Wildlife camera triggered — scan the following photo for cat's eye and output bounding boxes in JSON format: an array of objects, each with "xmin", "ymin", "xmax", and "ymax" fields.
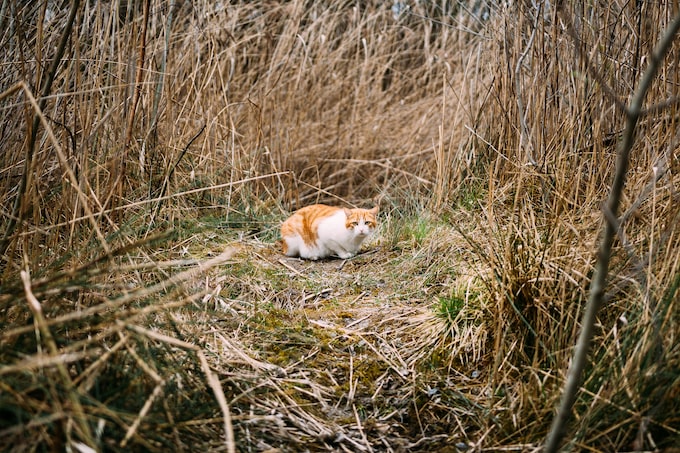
[{"xmin": 350, "ymin": 221, "xmax": 359, "ymax": 227}]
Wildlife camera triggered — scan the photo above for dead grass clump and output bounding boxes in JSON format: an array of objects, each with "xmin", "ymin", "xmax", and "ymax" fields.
[
  {"xmin": 464, "ymin": 1, "xmax": 680, "ymax": 448},
  {"xmin": 0, "ymin": 237, "xmax": 239, "ymax": 451}
]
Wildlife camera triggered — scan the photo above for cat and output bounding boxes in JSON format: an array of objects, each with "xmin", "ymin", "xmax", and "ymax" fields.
[{"xmin": 280, "ymin": 204, "xmax": 379, "ymax": 260}]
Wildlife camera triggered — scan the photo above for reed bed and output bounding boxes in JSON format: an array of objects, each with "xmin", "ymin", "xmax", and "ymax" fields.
[{"xmin": 1, "ymin": 0, "xmax": 679, "ymax": 451}]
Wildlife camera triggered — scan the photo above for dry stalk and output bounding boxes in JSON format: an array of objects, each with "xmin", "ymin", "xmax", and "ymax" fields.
[
  {"xmin": 116, "ymin": 0, "xmax": 150, "ymax": 204},
  {"xmin": 20, "ymin": 268, "xmax": 96, "ymax": 449},
  {"xmin": 121, "ymin": 381, "xmax": 165, "ymax": 447},
  {"xmin": 198, "ymin": 351, "xmax": 236, "ymax": 453},
  {"xmin": 514, "ymin": 1, "xmax": 541, "ymax": 166}
]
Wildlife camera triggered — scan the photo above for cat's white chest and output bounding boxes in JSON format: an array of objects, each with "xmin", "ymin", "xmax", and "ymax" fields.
[{"xmin": 316, "ymin": 210, "xmax": 352, "ymax": 242}]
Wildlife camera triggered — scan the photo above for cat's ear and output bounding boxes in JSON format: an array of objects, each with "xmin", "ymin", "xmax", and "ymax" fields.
[
  {"xmin": 368, "ymin": 206, "xmax": 379, "ymax": 215},
  {"xmin": 343, "ymin": 208, "xmax": 352, "ymax": 217}
]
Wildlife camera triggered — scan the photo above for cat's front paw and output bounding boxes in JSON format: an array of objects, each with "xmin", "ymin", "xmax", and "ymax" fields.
[{"xmin": 337, "ymin": 252, "xmax": 355, "ymax": 259}]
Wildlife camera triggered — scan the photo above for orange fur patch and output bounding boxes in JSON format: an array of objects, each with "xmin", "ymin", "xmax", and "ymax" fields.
[{"xmin": 280, "ymin": 204, "xmax": 341, "ymax": 249}]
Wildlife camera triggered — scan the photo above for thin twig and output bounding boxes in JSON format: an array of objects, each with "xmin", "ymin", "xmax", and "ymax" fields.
[
  {"xmin": 278, "ymin": 258, "xmax": 304, "ymax": 276},
  {"xmin": 147, "ymin": 124, "xmax": 206, "ymax": 231}
]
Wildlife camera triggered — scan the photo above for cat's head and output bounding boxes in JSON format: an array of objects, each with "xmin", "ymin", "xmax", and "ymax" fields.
[{"xmin": 343, "ymin": 206, "xmax": 379, "ymax": 237}]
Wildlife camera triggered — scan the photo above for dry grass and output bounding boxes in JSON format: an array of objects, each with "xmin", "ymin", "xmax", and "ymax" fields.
[{"xmin": 1, "ymin": 0, "xmax": 679, "ymax": 451}]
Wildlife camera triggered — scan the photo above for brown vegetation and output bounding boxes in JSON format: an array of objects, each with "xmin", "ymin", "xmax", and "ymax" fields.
[{"xmin": 1, "ymin": 1, "xmax": 679, "ymax": 451}]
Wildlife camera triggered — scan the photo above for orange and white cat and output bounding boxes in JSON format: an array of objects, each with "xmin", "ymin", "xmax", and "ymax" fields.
[{"xmin": 280, "ymin": 204, "xmax": 379, "ymax": 260}]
